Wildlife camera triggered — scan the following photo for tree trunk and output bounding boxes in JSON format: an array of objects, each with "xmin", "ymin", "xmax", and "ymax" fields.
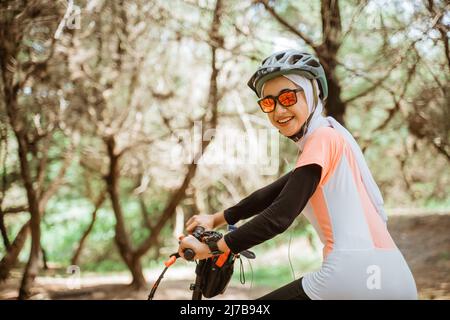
[
  {"xmin": 4, "ymin": 89, "xmax": 42, "ymax": 299},
  {"xmin": 128, "ymin": 256, "xmax": 146, "ymax": 289},
  {"xmin": 41, "ymin": 247, "xmax": 48, "ymax": 270},
  {"xmin": 15, "ymin": 131, "xmax": 42, "ymax": 299},
  {"xmin": 319, "ymin": 0, "xmax": 344, "ymax": 125},
  {"xmin": 105, "ymin": 136, "xmax": 144, "ymax": 287},
  {"xmin": 0, "ymin": 220, "xmax": 30, "ymax": 281},
  {"xmin": 325, "ymin": 73, "xmax": 345, "ymax": 125},
  {"xmin": 0, "ymin": 212, "xmax": 10, "ymax": 250},
  {"xmin": 18, "ymin": 236, "xmax": 40, "ymax": 299}
]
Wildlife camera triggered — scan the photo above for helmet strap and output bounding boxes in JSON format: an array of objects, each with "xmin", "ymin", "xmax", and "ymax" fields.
[{"xmin": 286, "ymin": 80, "xmax": 319, "ymax": 142}]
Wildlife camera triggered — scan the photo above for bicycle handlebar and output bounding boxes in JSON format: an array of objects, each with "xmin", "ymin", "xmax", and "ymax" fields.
[
  {"xmin": 183, "ymin": 248, "xmax": 195, "ymax": 261},
  {"xmin": 182, "ymin": 226, "xmax": 205, "ymax": 261}
]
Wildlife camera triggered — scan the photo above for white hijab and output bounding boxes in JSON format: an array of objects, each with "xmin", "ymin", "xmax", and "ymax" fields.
[{"xmin": 281, "ymin": 74, "xmax": 388, "ymax": 222}]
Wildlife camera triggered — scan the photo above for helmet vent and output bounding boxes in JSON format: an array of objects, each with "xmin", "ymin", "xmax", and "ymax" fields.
[
  {"xmin": 306, "ymin": 59, "xmax": 320, "ymax": 67},
  {"xmin": 291, "ymin": 54, "xmax": 303, "ymax": 64},
  {"xmin": 275, "ymin": 53, "xmax": 285, "ymax": 61}
]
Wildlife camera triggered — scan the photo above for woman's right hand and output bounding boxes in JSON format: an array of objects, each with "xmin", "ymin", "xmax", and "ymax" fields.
[{"xmin": 185, "ymin": 214, "xmax": 215, "ymax": 233}]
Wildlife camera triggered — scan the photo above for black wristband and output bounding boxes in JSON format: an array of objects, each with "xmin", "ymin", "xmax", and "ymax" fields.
[
  {"xmin": 206, "ymin": 240, "xmax": 222, "ymax": 255},
  {"xmin": 202, "ymin": 231, "xmax": 223, "ymax": 255}
]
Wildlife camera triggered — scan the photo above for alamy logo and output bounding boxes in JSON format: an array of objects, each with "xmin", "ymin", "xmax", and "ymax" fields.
[
  {"xmin": 366, "ymin": 265, "xmax": 381, "ymax": 290},
  {"xmin": 168, "ymin": 121, "xmax": 279, "ymax": 175}
]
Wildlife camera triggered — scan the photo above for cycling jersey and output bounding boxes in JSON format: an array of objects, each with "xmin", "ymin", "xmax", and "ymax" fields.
[
  {"xmin": 223, "ymin": 126, "xmax": 417, "ymax": 300},
  {"xmin": 295, "ymin": 126, "xmax": 417, "ymax": 299}
]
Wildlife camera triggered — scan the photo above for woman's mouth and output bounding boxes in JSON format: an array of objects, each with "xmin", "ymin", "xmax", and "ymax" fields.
[{"xmin": 276, "ymin": 116, "xmax": 295, "ymax": 126}]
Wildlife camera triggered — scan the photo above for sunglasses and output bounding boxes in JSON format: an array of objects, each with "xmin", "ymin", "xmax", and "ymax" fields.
[{"xmin": 257, "ymin": 88, "xmax": 304, "ymax": 113}]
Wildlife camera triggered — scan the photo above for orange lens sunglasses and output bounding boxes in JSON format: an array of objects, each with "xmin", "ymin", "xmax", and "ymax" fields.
[{"xmin": 257, "ymin": 88, "xmax": 304, "ymax": 113}]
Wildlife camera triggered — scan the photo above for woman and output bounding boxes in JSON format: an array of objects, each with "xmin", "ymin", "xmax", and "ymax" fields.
[{"xmin": 178, "ymin": 49, "xmax": 418, "ymax": 300}]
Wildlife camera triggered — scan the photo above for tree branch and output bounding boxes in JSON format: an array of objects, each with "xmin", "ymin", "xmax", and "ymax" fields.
[
  {"xmin": 38, "ymin": 147, "xmax": 74, "ymax": 213},
  {"xmin": 70, "ymin": 189, "xmax": 107, "ymax": 265},
  {"xmin": 257, "ymin": 0, "xmax": 318, "ymax": 52},
  {"xmin": 340, "ymin": 0, "xmax": 368, "ymax": 42},
  {"xmin": 372, "ymin": 53, "xmax": 418, "ymax": 133},
  {"xmin": 2, "ymin": 205, "xmax": 29, "ymax": 214},
  {"xmin": 341, "ymin": 40, "xmax": 415, "ymax": 104}
]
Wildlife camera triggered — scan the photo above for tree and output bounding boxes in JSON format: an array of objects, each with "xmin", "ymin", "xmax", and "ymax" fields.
[{"xmin": 0, "ymin": 1, "xmax": 75, "ymax": 298}]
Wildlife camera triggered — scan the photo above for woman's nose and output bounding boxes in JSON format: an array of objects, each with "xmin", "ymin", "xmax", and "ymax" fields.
[{"xmin": 274, "ymin": 102, "xmax": 289, "ymax": 115}]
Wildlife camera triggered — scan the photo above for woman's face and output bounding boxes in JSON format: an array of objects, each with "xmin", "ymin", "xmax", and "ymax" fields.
[{"xmin": 262, "ymin": 76, "xmax": 309, "ymax": 137}]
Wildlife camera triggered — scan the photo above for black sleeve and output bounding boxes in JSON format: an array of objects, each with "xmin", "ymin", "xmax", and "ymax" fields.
[
  {"xmin": 224, "ymin": 164, "xmax": 322, "ymax": 254},
  {"xmin": 223, "ymin": 171, "xmax": 292, "ymax": 225}
]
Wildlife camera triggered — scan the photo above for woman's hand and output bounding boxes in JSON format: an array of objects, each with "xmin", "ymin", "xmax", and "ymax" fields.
[
  {"xmin": 178, "ymin": 235, "xmax": 212, "ymax": 261},
  {"xmin": 185, "ymin": 214, "xmax": 215, "ymax": 233}
]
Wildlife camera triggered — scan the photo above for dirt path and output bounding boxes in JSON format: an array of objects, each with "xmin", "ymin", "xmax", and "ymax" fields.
[
  {"xmin": 0, "ymin": 275, "xmax": 269, "ymax": 300},
  {"xmin": 0, "ymin": 213, "xmax": 448, "ymax": 300},
  {"xmin": 388, "ymin": 214, "xmax": 450, "ymax": 299}
]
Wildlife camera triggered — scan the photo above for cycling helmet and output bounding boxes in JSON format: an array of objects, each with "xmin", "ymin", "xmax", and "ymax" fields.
[{"xmin": 247, "ymin": 49, "xmax": 328, "ymax": 100}]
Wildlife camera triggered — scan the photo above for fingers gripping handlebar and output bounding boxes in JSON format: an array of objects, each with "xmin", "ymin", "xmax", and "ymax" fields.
[{"xmin": 181, "ymin": 226, "xmax": 205, "ymax": 261}]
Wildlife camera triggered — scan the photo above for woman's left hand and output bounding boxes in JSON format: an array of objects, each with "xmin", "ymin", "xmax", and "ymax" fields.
[{"xmin": 178, "ymin": 235, "xmax": 212, "ymax": 261}]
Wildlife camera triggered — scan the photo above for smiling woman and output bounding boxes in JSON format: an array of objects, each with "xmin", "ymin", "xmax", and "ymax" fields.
[
  {"xmin": 179, "ymin": 49, "xmax": 418, "ymax": 300},
  {"xmin": 261, "ymin": 78, "xmax": 309, "ymax": 137}
]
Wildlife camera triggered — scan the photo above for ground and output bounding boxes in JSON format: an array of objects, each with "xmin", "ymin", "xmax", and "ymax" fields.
[
  {"xmin": 387, "ymin": 213, "xmax": 449, "ymax": 299},
  {"xmin": 0, "ymin": 213, "xmax": 449, "ymax": 300}
]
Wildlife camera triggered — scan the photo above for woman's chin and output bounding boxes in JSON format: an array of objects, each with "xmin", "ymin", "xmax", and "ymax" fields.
[
  {"xmin": 279, "ymin": 123, "xmax": 301, "ymax": 137},
  {"xmin": 271, "ymin": 117, "xmax": 303, "ymax": 137}
]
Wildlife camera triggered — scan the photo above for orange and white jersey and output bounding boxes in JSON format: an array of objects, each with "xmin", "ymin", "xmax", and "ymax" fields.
[{"xmin": 296, "ymin": 126, "xmax": 417, "ymax": 300}]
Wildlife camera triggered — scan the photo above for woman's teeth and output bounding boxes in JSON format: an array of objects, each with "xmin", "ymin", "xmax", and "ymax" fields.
[{"xmin": 277, "ymin": 116, "xmax": 294, "ymax": 124}]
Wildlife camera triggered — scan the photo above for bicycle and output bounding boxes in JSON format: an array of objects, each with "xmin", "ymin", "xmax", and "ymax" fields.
[{"xmin": 148, "ymin": 226, "xmax": 255, "ymax": 300}]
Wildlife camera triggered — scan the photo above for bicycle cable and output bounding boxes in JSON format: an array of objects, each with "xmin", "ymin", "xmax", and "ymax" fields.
[
  {"xmin": 288, "ymin": 226, "xmax": 295, "ymax": 280},
  {"xmin": 247, "ymin": 256, "xmax": 254, "ymax": 295},
  {"xmin": 288, "ymin": 218, "xmax": 303, "ymax": 281}
]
